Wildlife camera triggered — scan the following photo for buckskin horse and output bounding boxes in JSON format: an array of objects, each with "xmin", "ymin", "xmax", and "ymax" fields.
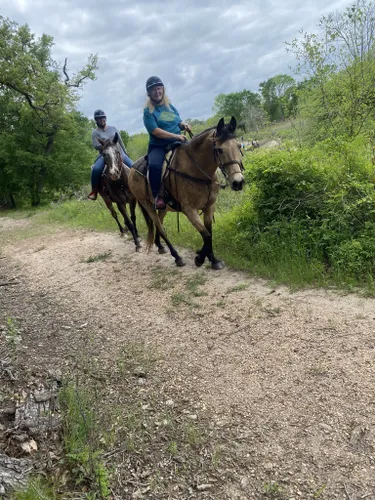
[
  {"xmin": 97, "ymin": 133, "xmax": 141, "ymax": 250},
  {"xmin": 128, "ymin": 116, "xmax": 245, "ymax": 269}
]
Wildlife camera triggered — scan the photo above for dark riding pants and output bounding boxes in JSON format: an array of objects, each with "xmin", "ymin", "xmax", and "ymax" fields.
[{"xmin": 147, "ymin": 145, "xmax": 166, "ymax": 199}]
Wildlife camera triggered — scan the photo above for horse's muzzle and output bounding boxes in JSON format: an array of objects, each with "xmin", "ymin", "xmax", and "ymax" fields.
[{"xmin": 231, "ymin": 178, "xmax": 244, "ymax": 191}]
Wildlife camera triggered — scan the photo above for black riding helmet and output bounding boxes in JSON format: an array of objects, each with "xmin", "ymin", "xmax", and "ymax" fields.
[
  {"xmin": 94, "ymin": 109, "xmax": 106, "ymax": 121},
  {"xmin": 146, "ymin": 76, "xmax": 164, "ymax": 92}
]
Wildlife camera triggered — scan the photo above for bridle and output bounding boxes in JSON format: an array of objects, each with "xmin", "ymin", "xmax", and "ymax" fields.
[
  {"xmin": 173, "ymin": 130, "xmax": 244, "ymax": 188},
  {"xmin": 212, "ymin": 131, "xmax": 245, "ymax": 180}
]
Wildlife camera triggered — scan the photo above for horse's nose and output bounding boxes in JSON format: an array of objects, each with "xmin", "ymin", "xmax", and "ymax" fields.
[{"xmin": 232, "ymin": 179, "xmax": 244, "ymax": 191}]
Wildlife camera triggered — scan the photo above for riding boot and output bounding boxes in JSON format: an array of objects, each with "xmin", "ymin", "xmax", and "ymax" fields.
[
  {"xmin": 155, "ymin": 182, "xmax": 166, "ymax": 210},
  {"xmin": 88, "ymin": 189, "xmax": 98, "ymax": 200}
]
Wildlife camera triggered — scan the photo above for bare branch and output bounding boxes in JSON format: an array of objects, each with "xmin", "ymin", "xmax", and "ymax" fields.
[
  {"xmin": 0, "ymin": 80, "xmax": 44, "ymax": 114},
  {"xmin": 63, "ymin": 57, "xmax": 69, "ymax": 84}
]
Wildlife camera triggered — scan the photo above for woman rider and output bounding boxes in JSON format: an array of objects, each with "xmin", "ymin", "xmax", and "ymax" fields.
[
  {"xmin": 88, "ymin": 109, "xmax": 133, "ymax": 200},
  {"xmin": 143, "ymin": 76, "xmax": 192, "ymax": 210}
]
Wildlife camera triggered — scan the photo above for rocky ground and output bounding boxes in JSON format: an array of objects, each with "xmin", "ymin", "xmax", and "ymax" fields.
[{"xmin": 1, "ymin": 216, "xmax": 375, "ymax": 499}]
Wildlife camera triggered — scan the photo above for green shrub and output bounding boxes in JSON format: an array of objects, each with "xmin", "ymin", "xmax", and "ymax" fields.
[{"xmin": 222, "ymin": 138, "xmax": 375, "ymax": 287}]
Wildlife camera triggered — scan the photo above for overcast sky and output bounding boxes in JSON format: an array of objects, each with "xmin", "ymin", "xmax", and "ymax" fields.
[{"xmin": 2, "ymin": 0, "xmax": 350, "ymax": 134}]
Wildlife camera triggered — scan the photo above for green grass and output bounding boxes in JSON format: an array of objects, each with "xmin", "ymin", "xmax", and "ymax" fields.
[
  {"xmin": 84, "ymin": 250, "xmax": 112, "ymax": 263},
  {"xmin": 11, "ymin": 477, "xmax": 56, "ymax": 500},
  {"xmin": 150, "ymin": 266, "xmax": 179, "ymax": 289},
  {"xmin": 226, "ymin": 283, "xmax": 249, "ymax": 294},
  {"xmin": 59, "ymin": 378, "xmax": 111, "ymax": 498}
]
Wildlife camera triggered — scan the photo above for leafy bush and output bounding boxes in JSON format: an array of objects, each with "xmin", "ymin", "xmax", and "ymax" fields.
[{"xmin": 220, "ymin": 138, "xmax": 375, "ymax": 288}]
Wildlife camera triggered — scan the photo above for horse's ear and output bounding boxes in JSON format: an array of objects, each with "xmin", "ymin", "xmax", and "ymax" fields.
[
  {"xmin": 98, "ymin": 138, "xmax": 105, "ymax": 146},
  {"xmin": 216, "ymin": 118, "xmax": 225, "ymax": 135},
  {"xmin": 113, "ymin": 132, "xmax": 119, "ymax": 144},
  {"xmin": 229, "ymin": 116, "xmax": 237, "ymax": 132}
]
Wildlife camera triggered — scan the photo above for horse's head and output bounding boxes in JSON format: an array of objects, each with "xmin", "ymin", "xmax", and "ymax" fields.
[
  {"xmin": 214, "ymin": 117, "xmax": 245, "ymax": 191},
  {"xmin": 98, "ymin": 133, "xmax": 122, "ymax": 181}
]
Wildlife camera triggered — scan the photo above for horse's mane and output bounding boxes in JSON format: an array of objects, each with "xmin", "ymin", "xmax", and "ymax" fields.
[{"xmin": 186, "ymin": 124, "xmax": 237, "ymax": 148}]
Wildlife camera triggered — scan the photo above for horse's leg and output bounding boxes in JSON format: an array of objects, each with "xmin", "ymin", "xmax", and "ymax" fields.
[
  {"xmin": 103, "ymin": 198, "xmax": 126, "ymax": 236},
  {"xmin": 203, "ymin": 205, "xmax": 224, "ymax": 270},
  {"xmin": 140, "ymin": 202, "xmax": 184, "ymax": 267},
  {"xmin": 116, "ymin": 202, "xmax": 141, "ymax": 251},
  {"xmin": 154, "ymin": 210, "xmax": 168, "ymax": 254},
  {"xmin": 183, "ymin": 206, "xmax": 224, "ymax": 270},
  {"xmin": 129, "ymin": 198, "xmax": 141, "ymax": 246}
]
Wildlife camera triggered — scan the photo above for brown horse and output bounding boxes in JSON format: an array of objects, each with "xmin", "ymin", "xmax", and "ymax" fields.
[
  {"xmin": 97, "ymin": 133, "xmax": 141, "ymax": 250},
  {"xmin": 128, "ymin": 116, "xmax": 245, "ymax": 269}
]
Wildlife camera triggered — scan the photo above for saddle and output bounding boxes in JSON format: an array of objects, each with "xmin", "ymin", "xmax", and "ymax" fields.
[{"xmin": 132, "ymin": 143, "xmax": 181, "ymax": 210}]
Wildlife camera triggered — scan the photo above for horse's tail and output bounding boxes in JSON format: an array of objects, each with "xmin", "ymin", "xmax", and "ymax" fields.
[{"xmin": 139, "ymin": 204, "xmax": 154, "ymax": 252}]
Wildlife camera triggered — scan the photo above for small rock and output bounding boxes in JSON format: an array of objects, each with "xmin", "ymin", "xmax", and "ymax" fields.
[
  {"xmin": 34, "ymin": 390, "xmax": 54, "ymax": 403},
  {"xmin": 188, "ymin": 414, "xmax": 197, "ymax": 420},
  {"xmin": 0, "ymin": 484, "xmax": 5, "ymax": 495},
  {"xmin": 19, "ymin": 420, "xmax": 34, "ymax": 431},
  {"xmin": 48, "ymin": 369, "xmax": 62, "ymax": 382},
  {"xmin": 20, "ymin": 439, "xmax": 38, "ymax": 454},
  {"xmin": 165, "ymin": 399, "xmax": 175, "ymax": 407},
  {"xmin": 241, "ymin": 476, "xmax": 249, "ymax": 489},
  {"xmin": 319, "ymin": 423, "xmax": 332, "ymax": 433},
  {"xmin": 14, "ymin": 434, "xmax": 29, "ymax": 443},
  {"xmin": 2, "ymin": 406, "xmax": 16, "ymax": 416},
  {"xmin": 196, "ymin": 484, "xmax": 212, "ymax": 491},
  {"xmin": 133, "ymin": 367, "xmax": 146, "ymax": 378}
]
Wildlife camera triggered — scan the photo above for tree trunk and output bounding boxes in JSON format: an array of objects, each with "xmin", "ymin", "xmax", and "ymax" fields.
[
  {"xmin": 9, "ymin": 193, "xmax": 16, "ymax": 209},
  {"xmin": 33, "ymin": 128, "xmax": 58, "ymax": 206}
]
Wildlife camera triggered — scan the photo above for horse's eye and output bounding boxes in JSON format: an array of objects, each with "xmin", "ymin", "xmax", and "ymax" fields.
[{"xmin": 217, "ymin": 147, "xmax": 223, "ymax": 154}]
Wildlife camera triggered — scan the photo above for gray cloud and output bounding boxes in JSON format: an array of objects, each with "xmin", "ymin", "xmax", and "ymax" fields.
[{"xmin": 2, "ymin": 0, "xmax": 351, "ymax": 133}]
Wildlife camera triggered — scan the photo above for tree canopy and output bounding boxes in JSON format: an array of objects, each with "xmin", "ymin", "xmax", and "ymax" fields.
[{"xmin": 0, "ymin": 16, "xmax": 98, "ymax": 207}]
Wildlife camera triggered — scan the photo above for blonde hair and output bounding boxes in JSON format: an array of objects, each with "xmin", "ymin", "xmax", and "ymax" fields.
[{"xmin": 145, "ymin": 88, "xmax": 171, "ymax": 113}]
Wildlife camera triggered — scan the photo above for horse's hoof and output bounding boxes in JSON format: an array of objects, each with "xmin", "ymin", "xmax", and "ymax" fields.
[
  {"xmin": 135, "ymin": 237, "xmax": 142, "ymax": 246},
  {"xmin": 194, "ymin": 255, "xmax": 204, "ymax": 267},
  {"xmin": 211, "ymin": 260, "xmax": 225, "ymax": 270},
  {"xmin": 176, "ymin": 258, "xmax": 185, "ymax": 267},
  {"xmin": 158, "ymin": 247, "xmax": 168, "ymax": 254}
]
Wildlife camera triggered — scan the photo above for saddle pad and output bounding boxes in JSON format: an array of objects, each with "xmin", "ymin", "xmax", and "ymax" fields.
[
  {"xmin": 133, "ymin": 151, "xmax": 174, "ymax": 179},
  {"xmin": 132, "ymin": 155, "xmax": 148, "ymax": 176}
]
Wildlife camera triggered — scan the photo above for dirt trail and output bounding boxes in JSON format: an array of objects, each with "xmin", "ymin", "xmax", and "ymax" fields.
[{"xmin": 1, "ymin": 219, "xmax": 375, "ymax": 499}]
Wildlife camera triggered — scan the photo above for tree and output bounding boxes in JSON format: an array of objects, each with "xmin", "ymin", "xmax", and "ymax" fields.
[
  {"xmin": 0, "ymin": 16, "xmax": 98, "ymax": 206},
  {"xmin": 119, "ymin": 130, "xmax": 130, "ymax": 148},
  {"xmin": 242, "ymin": 104, "xmax": 268, "ymax": 133},
  {"xmin": 259, "ymin": 74, "xmax": 296, "ymax": 121},
  {"xmin": 212, "ymin": 90, "xmax": 261, "ymax": 123},
  {"xmin": 287, "ymin": 0, "xmax": 375, "ymax": 140}
]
